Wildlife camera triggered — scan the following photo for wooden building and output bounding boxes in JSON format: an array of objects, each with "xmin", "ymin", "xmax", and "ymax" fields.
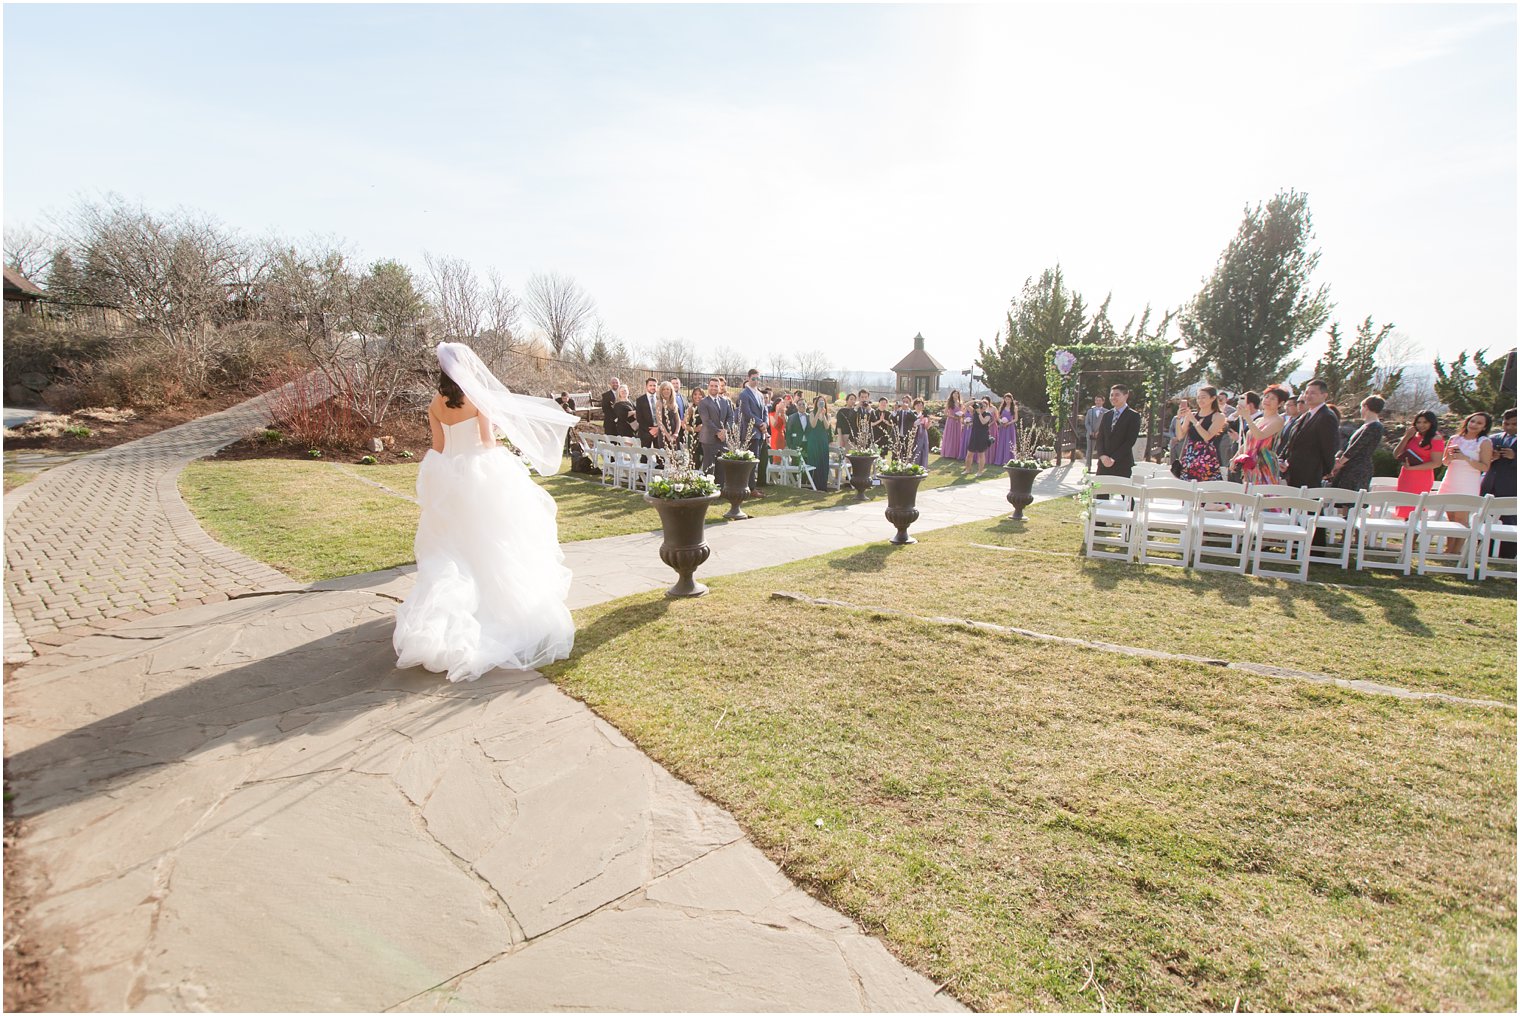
[
  {"xmin": 891, "ymin": 332, "xmax": 944, "ymax": 398},
  {"xmin": 3, "ymin": 268, "xmax": 45, "ymax": 314}
]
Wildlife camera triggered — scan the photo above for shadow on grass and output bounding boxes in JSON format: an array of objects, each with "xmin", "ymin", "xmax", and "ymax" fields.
[
  {"xmin": 826, "ymin": 544, "xmax": 902, "ymax": 574},
  {"xmin": 563, "ymin": 595, "xmax": 673, "ymax": 659}
]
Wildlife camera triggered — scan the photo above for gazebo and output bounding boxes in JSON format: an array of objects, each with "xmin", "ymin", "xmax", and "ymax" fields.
[{"xmin": 892, "ymin": 332, "xmax": 944, "ymax": 399}]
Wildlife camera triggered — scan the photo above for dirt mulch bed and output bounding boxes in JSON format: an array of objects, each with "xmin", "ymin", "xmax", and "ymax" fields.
[
  {"xmin": 206, "ymin": 409, "xmax": 436, "ymax": 465},
  {"xmin": 3, "ymin": 391, "xmax": 253, "ymax": 454}
]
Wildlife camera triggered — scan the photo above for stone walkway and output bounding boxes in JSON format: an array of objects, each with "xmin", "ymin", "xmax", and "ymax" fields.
[
  {"xmin": 3, "ymin": 392, "xmax": 297, "ymax": 664},
  {"xmin": 4, "ymin": 408, "xmax": 1080, "ymax": 1011}
]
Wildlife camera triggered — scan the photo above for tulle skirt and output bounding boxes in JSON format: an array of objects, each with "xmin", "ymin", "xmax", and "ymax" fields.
[{"xmin": 393, "ymin": 446, "xmax": 575, "ymax": 682}]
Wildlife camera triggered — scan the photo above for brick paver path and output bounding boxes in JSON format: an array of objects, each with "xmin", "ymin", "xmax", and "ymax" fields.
[{"xmin": 3, "ymin": 391, "xmax": 294, "ymax": 663}]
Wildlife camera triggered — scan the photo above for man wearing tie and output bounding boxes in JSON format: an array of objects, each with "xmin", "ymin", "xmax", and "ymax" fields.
[
  {"xmin": 634, "ymin": 377, "xmax": 661, "ymax": 449},
  {"xmin": 895, "ymin": 395, "xmax": 917, "ymax": 448},
  {"xmin": 1283, "ymin": 379, "xmax": 1340, "ymax": 489},
  {"xmin": 697, "ymin": 377, "xmax": 734, "ymax": 472},
  {"xmin": 670, "ymin": 378, "xmax": 687, "ymax": 420},
  {"xmin": 1095, "ymin": 384, "xmax": 1141, "ymax": 478},
  {"xmin": 739, "ymin": 369, "xmax": 769, "ymax": 496}
]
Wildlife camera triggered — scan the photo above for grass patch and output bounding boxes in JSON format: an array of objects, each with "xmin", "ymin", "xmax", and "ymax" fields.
[
  {"xmin": 180, "ymin": 460, "xmax": 419, "ymax": 582},
  {"xmin": 544, "ymin": 569, "xmax": 1517, "ymax": 1010},
  {"xmin": 177, "ymin": 455, "xmax": 1004, "ymax": 580},
  {"xmin": 761, "ymin": 497, "xmax": 1513, "ymax": 703}
]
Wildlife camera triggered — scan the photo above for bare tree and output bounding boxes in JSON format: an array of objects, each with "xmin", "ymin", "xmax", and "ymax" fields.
[
  {"xmin": 1377, "ymin": 329, "xmax": 1427, "ymax": 415},
  {"xmin": 767, "ymin": 352, "xmax": 792, "ymax": 379},
  {"xmin": 649, "ymin": 338, "xmax": 699, "ymax": 374},
  {"xmin": 422, "ymin": 251, "xmax": 483, "ymax": 342},
  {"xmin": 60, "ymin": 195, "xmax": 248, "ymax": 381},
  {"xmin": 264, "ymin": 240, "xmax": 430, "ymax": 432},
  {"xmin": 524, "ymin": 271, "xmax": 596, "ymax": 354},
  {"xmin": 710, "ymin": 345, "xmax": 746, "ymax": 379},
  {"xmin": 792, "ymin": 348, "xmax": 834, "ymax": 386},
  {"xmin": 4, "ymin": 226, "xmax": 55, "ymax": 282}
]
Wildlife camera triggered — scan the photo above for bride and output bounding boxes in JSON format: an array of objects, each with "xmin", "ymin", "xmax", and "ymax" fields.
[{"xmin": 392, "ymin": 342, "xmax": 578, "ymax": 682}]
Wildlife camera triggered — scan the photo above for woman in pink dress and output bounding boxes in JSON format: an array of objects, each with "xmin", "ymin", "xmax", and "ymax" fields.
[
  {"xmin": 1437, "ymin": 411, "xmax": 1494, "ymax": 553},
  {"xmin": 940, "ymin": 390, "xmax": 967, "ymax": 460},
  {"xmin": 1392, "ymin": 410, "xmax": 1444, "ymax": 519},
  {"xmin": 1233, "ymin": 386, "xmax": 1287, "ymax": 485},
  {"xmin": 991, "ymin": 393, "xmax": 1017, "ymax": 465}
]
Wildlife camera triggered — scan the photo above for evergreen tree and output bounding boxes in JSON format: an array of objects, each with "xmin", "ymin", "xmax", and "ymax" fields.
[
  {"xmin": 1179, "ymin": 189, "xmax": 1332, "ymax": 391},
  {"xmin": 974, "ymin": 265, "xmax": 1088, "ymax": 411},
  {"xmin": 44, "ymin": 247, "xmax": 85, "ymax": 304},
  {"xmin": 1314, "ymin": 317, "xmax": 1401, "ymax": 409},
  {"xmin": 1433, "ymin": 349, "xmax": 1508, "ymax": 417}
]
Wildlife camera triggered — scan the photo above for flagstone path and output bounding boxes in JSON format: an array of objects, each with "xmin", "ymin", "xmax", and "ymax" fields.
[{"xmin": 4, "ymin": 397, "xmax": 1081, "ymax": 1012}]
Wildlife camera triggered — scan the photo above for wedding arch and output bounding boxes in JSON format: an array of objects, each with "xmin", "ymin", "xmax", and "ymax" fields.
[{"xmin": 1045, "ymin": 342, "xmax": 1176, "ymax": 460}]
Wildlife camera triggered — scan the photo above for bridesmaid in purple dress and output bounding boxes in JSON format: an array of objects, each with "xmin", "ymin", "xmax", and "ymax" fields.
[
  {"xmin": 940, "ymin": 390, "xmax": 966, "ymax": 460},
  {"xmin": 991, "ymin": 393, "xmax": 1017, "ymax": 465}
]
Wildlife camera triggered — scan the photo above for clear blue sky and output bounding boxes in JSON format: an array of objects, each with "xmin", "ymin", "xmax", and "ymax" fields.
[{"xmin": 4, "ymin": 4, "xmax": 1515, "ymax": 376}]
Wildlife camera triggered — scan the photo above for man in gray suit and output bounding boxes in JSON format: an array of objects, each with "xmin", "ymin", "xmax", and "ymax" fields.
[
  {"xmin": 1083, "ymin": 395, "xmax": 1106, "ymax": 468},
  {"xmin": 697, "ymin": 377, "xmax": 735, "ymax": 471}
]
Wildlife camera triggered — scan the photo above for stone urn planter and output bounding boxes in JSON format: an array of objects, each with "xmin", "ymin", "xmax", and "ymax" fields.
[
  {"xmin": 881, "ymin": 472, "xmax": 926, "ymax": 545},
  {"xmin": 644, "ymin": 493, "xmax": 724, "ymax": 597},
  {"xmin": 846, "ymin": 453, "xmax": 878, "ymax": 501},
  {"xmin": 1005, "ymin": 464, "xmax": 1042, "ymax": 520},
  {"xmin": 716, "ymin": 458, "xmax": 757, "ymax": 521}
]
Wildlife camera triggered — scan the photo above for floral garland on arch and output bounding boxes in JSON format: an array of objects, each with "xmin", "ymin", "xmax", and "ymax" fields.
[{"xmin": 1044, "ymin": 341, "xmax": 1176, "ymax": 426}]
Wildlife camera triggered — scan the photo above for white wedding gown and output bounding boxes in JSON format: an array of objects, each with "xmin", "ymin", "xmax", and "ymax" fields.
[{"xmin": 392, "ymin": 416, "xmax": 575, "ymax": 682}]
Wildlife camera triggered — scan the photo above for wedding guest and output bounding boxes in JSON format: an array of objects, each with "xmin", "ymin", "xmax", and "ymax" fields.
[
  {"xmin": 1176, "ymin": 386, "xmax": 1226, "ymax": 481},
  {"xmin": 805, "ymin": 396, "xmax": 835, "ymax": 489},
  {"xmin": 1393, "ymin": 411, "xmax": 1445, "ymax": 519},
  {"xmin": 1438, "ymin": 411, "xmax": 1494, "ymax": 553},
  {"xmin": 697, "ymin": 377, "xmax": 734, "ymax": 471},
  {"xmin": 670, "ymin": 378, "xmax": 687, "ymax": 418},
  {"xmin": 1226, "ymin": 391, "xmax": 1263, "ymax": 482},
  {"xmin": 634, "ymin": 377, "xmax": 661, "ymax": 448},
  {"xmin": 599, "ymin": 376, "xmax": 620, "ymax": 425},
  {"xmin": 655, "ymin": 381, "xmax": 685, "ymax": 459},
  {"xmin": 768, "ymin": 398, "xmax": 787, "ymax": 455},
  {"xmin": 1164, "ymin": 398, "xmax": 1185, "ymax": 477},
  {"xmin": 941, "ymin": 390, "xmax": 967, "ymax": 461},
  {"xmin": 1084, "ymin": 395, "xmax": 1107, "ymax": 469},
  {"xmin": 992, "ymin": 393, "xmax": 1017, "ymax": 466},
  {"xmin": 911, "ymin": 397, "xmax": 935, "ymax": 467},
  {"xmin": 1234, "ymin": 385, "xmax": 1288, "ymax": 486},
  {"xmin": 739, "ymin": 370, "xmax": 769, "ymax": 495},
  {"xmin": 1097, "ymin": 384, "xmax": 1142, "ymax": 479},
  {"xmin": 965, "ymin": 398, "xmax": 994, "ymax": 475},
  {"xmin": 871, "ymin": 397, "xmax": 895, "ymax": 454},
  {"xmin": 1328, "ymin": 394, "xmax": 1384, "ymax": 491},
  {"xmin": 786, "ymin": 394, "xmax": 812, "ymax": 460},
  {"xmin": 1481, "ymin": 408, "xmax": 1517, "ymax": 557},
  {"xmin": 1275, "ymin": 392, "xmax": 1302, "ymax": 459},
  {"xmin": 608, "ymin": 385, "xmax": 636, "ymax": 437},
  {"xmin": 836, "ymin": 393, "xmax": 860, "ymax": 447},
  {"xmin": 1283, "ymin": 379, "xmax": 1339, "ymax": 489}
]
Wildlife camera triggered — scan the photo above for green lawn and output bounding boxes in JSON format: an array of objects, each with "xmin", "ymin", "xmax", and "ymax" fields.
[
  {"xmin": 542, "ymin": 501, "xmax": 1518, "ymax": 1011},
  {"xmin": 178, "ymin": 454, "xmax": 1005, "ymax": 581}
]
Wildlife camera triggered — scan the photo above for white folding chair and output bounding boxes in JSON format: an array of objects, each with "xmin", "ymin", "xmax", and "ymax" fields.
[
  {"xmin": 1411, "ymin": 494, "xmax": 1486, "ymax": 578},
  {"xmin": 1251, "ymin": 494, "xmax": 1323, "ymax": 582},
  {"xmin": 1354, "ymin": 491, "xmax": 1423, "ymax": 574},
  {"xmin": 1369, "ymin": 477, "xmax": 1398, "ymax": 492},
  {"xmin": 1138, "ymin": 489, "xmax": 1201, "ymax": 568},
  {"xmin": 1192, "ymin": 491, "xmax": 1259, "ymax": 575},
  {"xmin": 1130, "ymin": 462, "xmax": 1166, "ymax": 480},
  {"xmin": 1246, "ymin": 483, "xmax": 1308, "ymax": 499},
  {"xmin": 768, "ymin": 448, "xmax": 803, "ymax": 488},
  {"xmin": 1084, "ymin": 478, "xmax": 1143, "ymax": 562},
  {"xmin": 1195, "ymin": 480, "xmax": 1247, "ymax": 495},
  {"xmin": 1476, "ymin": 496, "xmax": 1518, "ymax": 581},
  {"xmin": 1306, "ymin": 488, "xmax": 1363, "ymax": 569}
]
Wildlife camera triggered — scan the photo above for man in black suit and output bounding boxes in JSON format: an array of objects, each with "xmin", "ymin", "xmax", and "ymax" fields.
[
  {"xmin": 1095, "ymin": 384, "xmax": 1141, "ymax": 477},
  {"xmin": 836, "ymin": 393, "xmax": 859, "ymax": 447},
  {"xmin": 599, "ymin": 376, "xmax": 619, "ymax": 428},
  {"xmin": 1283, "ymin": 378, "xmax": 1340, "ymax": 489},
  {"xmin": 634, "ymin": 377, "xmax": 661, "ymax": 449}
]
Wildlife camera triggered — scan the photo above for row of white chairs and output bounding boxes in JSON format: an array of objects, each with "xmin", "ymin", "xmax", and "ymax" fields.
[
  {"xmin": 584, "ymin": 435, "xmax": 838, "ymax": 492},
  {"xmin": 1085, "ymin": 476, "xmax": 1517, "ymax": 582}
]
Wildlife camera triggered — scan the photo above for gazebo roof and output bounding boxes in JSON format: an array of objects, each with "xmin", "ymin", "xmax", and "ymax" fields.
[
  {"xmin": 891, "ymin": 333, "xmax": 944, "ymax": 373},
  {"xmin": 4, "ymin": 267, "xmax": 44, "ymax": 299}
]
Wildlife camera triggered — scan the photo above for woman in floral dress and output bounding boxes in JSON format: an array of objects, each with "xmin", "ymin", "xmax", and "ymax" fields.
[{"xmin": 1232, "ymin": 385, "xmax": 1287, "ymax": 486}]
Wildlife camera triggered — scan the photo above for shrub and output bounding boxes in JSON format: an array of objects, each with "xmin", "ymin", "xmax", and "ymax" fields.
[
  {"xmin": 257, "ymin": 428, "xmax": 284, "ymax": 444},
  {"xmin": 399, "ymin": 450, "xmax": 415, "ymax": 459},
  {"xmin": 1372, "ymin": 446, "xmax": 1400, "ymax": 478},
  {"xmin": 62, "ymin": 424, "xmax": 92, "ymax": 439},
  {"xmin": 263, "ymin": 364, "xmax": 369, "ymax": 451},
  {"xmin": 308, "ymin": 448, "xmax": 323, "ymax": 459},
  {"xmin": 358, "ymin": 455, "xmax": 377, "ymax": 465}
]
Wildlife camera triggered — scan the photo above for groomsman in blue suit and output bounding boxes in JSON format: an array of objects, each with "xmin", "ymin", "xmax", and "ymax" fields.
[{"xmin": 739, "ymin": 369, "xmax": 769, "ymax": 496}]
